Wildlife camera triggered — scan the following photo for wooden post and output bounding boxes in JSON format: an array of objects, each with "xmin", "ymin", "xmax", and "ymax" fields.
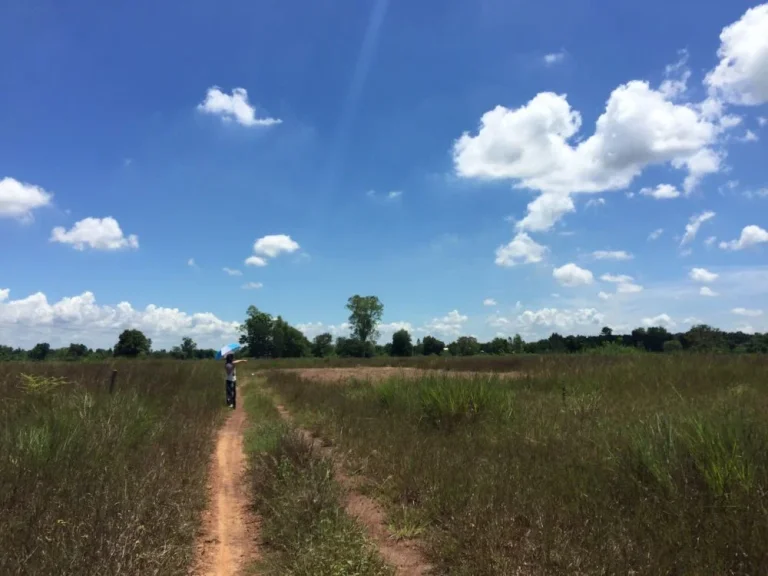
[{"xmin": 109, "ymin": 370, "xmax": 118, "ymax": 394}]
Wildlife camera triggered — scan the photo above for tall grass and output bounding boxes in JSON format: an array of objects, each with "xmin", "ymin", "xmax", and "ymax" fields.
[
  {"xmin": 266, "ymin": 355, "xmax": 768, "ymax": 575},
  {"xmin": 0, "ymin": 361, "xmax": 223, "ymax": 575}
]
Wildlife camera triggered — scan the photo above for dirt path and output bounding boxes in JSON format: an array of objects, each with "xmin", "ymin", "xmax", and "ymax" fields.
[
  {"xmin": 274, "ymin": 403, "xmax": 431, "ymax": 576},
  {"xmin": 190, "ymin": 402, "xmax": 260, "ymax": 576}
]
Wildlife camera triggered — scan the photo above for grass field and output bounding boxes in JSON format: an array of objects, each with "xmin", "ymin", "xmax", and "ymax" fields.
[
  {"xmin": 264, "ymin": 354, "xmax": 768, "ymax": 575},
  {"xmin": 0, "ymin": 361, "xmax": 223, "ymax": 576}
]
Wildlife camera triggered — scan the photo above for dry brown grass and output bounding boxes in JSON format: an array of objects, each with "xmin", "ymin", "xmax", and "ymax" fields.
[{"xmin": 278, "ymin": 367, "xmax": 521, "ymax": 384}]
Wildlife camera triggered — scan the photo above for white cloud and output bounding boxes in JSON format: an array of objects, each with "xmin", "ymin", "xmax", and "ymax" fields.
[
  {"xmin": 732, "ymin": 307, "xmax": 763, "ymax": 317},
  {"xmin": 242, "ymin": 282, "xmax": 263, "ymax": 290},
  {"xmin": 495, "ymin": 232, "xmax": 548, "ymax": 266},
  {"xmin": 681, "ymin": 211, "xmax": 715, "ymax": 245},
  {"xmin": 690, "ymin": 267, "xmax": 719, "ymax": 283},
  {"xmin": 0, "ymin": 289, "xmax": 9, "ymax": 302},
  {"xmin": 648, "ymin": 228, "xmax": 664, "ymax": 241},
  {"xmin": 640, "ymin": 184, "xmax": 681, "ymax": 199},
  {"xmin": 659, "ymin": 50, "xmax": 691, "ymax": 100},
  {"xmin": 553, "ymin": 263, "xmax": 594, "ymax": 287},
  {"xmin": 197, "ymin": 86, "xmax": 281, "ymax": 127},
  {"xmin": 244, "ymin": 255, "xmax": 267, "ymax": 267},
  {"xmin": 720, "ymin": 225, "xmax": 768, "ymax": 250},
  {"xmin": 601, "ymin": 273, "xmax": 634, "ymax": 283},
  {"xmin": 598, "ymin": 291, "xmax": 612, "ymax": 300},
  {"xmin": 367, "ymin": 189, "xmax": 404, "ymax": 202},
  {"xmin": 585, "ymin": 197, "xmax": 606, "ymax": 208},
  {"xmin": 759, "ymin": 116, "xmax": 767, "ymax": 126},
  {"xmin": 387, "ymin": 190, "xmax": 403, "ymax": 200},
  {"xmin": 50, "ymin": 217, "xmax": 139, "ymax": 251},
  {"xmin": 704, "ymin": 236, "xmax": 717, "ymax": 247},
  {"xmin": 744, "ymin": 188, "xmax": 768, "ymax": 199},
  {"xmin": 740, "ymin": 129, "xmax": 759, "ymax": 142},
  {"xmin": 592, "ymin": 250, "xmax": 633, "ymax": 261},
  {"xmin": 700, "ymin": 286, "xmax": 719, "ymax": 296},
  {"xmin": 642, "ymin": 314, "xmax": 676, "ymax": 328},
  {"xmin": 223, "ymin": 267, "xmax": 242, "ymax": 276},
  {"xmin": 0, "ymin": 289, "xmax": 239, "ymax": 348},
  {"xmin": 424, "ymin": 310, "xmax": 469, "ymax": 338},
  {"xmin": 543, "ymin": 51, "xmax": 566, "ymax": 65},
  {"xmin": 483, "ymin": 298, "xmax": 497, "ymax": 306},
  {"xmin": 517, "ymin": 307, "xmax": 604, "ymax": 331},
  {"xmin": 253, "ymin": 234, "xmax": 300, "ymax": 258},
  {"xmin": 616, "ymin": 282, "xmax": 643, "ymax": 294},
  {"xmin": 296, "ymin": 322, "xmax": 351, "ymax": 340},
  {"xmin": 0, "ymin": 177, "xmax": 53, "ymax": 221},
  {"xmin": 705, "ymin": 4, "xmax": 768, "ymax": 106},
  {"xmin": 453, "ymin": 77, "xmax": 723, "ymax": 231},
  {"xmin": 188, "ymin": 258, "xmax": 197, "ymax": 268},
  {"xmin": 516, "ymin": 193, "xmax": 575, "ymax": 232}
]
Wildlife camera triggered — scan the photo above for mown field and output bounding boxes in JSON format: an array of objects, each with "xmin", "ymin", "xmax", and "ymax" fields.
[
  {"xmin": 0, "ymin": 361, "xmax": 223, "ymax": 575},
  {"xmin": 264, "ymin": 354, "xmax": 768, "ymax": 575}
]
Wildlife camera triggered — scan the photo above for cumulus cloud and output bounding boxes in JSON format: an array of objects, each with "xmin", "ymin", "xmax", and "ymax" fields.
[
  {"xmin": 245, "ymin": 256, "xmax": 267, "ymax": 267},
  {"xmin": 732, "ymin": 307, "xmax": 763, "ymax": 317},
  {"xmin": 719, "ymin": 225, "xmax": 768, "ymax": 250},
  {"xmin": 642, "ymin": 314, "xmax": 676, "ymax": 328},
  {"xmin": 700, "ymin": 286, "xmax": 719, "ymax": 296},
  {"xmin": 601, "ymin": 273, "xmax": 634, "ymax": 283},
  {"xmin": 616, "ymin": 282, "xmax": 643, "ymax": 294},
  {"xmin": 689, "ymin": 267, "xmax": 719, "ymax": 282},
  {"xmin": 197, "ymin": 86, "xmax": 281, "ymax": 127},
  {"xmin": 0, "ymin": 289, "xmax": 239, "ymax": 348},
  {"xmin": 424, "ymin": 310, "xmax": 468, "ymax": 338},
  {"xmin": 640, "ymin": 184, "xmax": 681, "ymax": 199},
  {"xmin": 495, "ymin": 233, "xmax": 548, "ymax": 266},
  {"xmin": 598, "ymin": 291, "xmax": 612, "ymax": 300},
  {"xmin": 705, "ymin": 4, "xmax": 768, "ymax": 106},
  {"xmin": 553, "ymin": 263, "xmax": 594, "ymax": 287},
  {"xmin": 592, "ymin": 250, "xmax": 633, "ymax": 261},
  {"xmin": 50, "ymin": 217, "xmax": 139, "ymax": 251},
  {"xmin": 0, "ymin": 177, "xmax": 53, "ymax": 221},
  {"xmin": 517, "ymin": 307, "xmax": 604, "ymax": 331},
  {"xmin": 483, "ymin": 298, "xmax": 497, "ymax": 306},
  {"xmin": 453, "ymin": 78, "xmax": 723, "ymax": 231},
  {"xmin": 253, "ymin": 234, "xmax": 300, "ymax": 258},
  {"xmin": 681, "ymin": 211, "xmax": 716, "ymax": 245},
  {"xmin": 296, "ymin": 322, "xmax": 351, "ymax": 340}
]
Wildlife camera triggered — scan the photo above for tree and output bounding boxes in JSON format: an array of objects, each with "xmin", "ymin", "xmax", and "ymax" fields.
[
  {"xmin": 114, "ymin": 329, "xmax": 151, "ymax": 358},
  {"xmin": 66, "ymin": 343, "xmax": 89, "ymax": 359},
  {"xmin": 311, "ymin": 333, "xmax": 334, "ymax": 358},
  {"xmin": 601, "ymin": 326, "xmax": 613, "ymax": 338},
  {"xmin": 28, "ymin": 342, "xmax": 51, "ymax": 361},
  {"xmin": 486, "ymin": 337, "xmax": 510, "ymax": 355},
  {"xmin": 683, "ymin": 324, "xmax": 727, "ymax": 352},
  {"xmin": 391, "ymin": 329, "xmax": 413, "ymax": 357},
  {"xmin": 346, "ymin": 295, "xmax": 384, "ymax": 350},
  {"xmin": 511, "ymin": 334, "xmax": 524, "ymax": 353},
  {"xmin": 272, "ymin": 316, "xmax": 310, "ymax": 358},
  {"xmin": 663, "ymin": 339, "xmax": 683, "ymax": 353},
  {"xmin": 422, "ymin": 335, "xmax": 445, "ymax": 356},
  {"xmin": 239, "ymin": 306, "xmax": 274, "ymax": 358},
  {"xmin": 449, "ymin": 336, "xmax": 480, "ymax": 356},
  {"xmin": 180, "ymin": 337, "xmax": 197, "ymax": 359}
]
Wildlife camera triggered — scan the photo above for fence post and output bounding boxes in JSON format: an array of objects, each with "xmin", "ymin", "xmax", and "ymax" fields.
[{"xmin": 109, "ymin": 370, "xmax": 118, "ymax": 394}]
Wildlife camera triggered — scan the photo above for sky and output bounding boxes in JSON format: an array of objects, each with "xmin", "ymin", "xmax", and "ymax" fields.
[{"xmin": 1, "ymin": 0, "xmax": 768, "ymax": 349}]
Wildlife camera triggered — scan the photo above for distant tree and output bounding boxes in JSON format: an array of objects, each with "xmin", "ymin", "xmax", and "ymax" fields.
[
  {"xmin": 239, "ymin": 306, "xmax": 274, "ymax": 358},
  {"xmin": 272, "ymin": 316, "xmax": 311, "ymax": 358},
  {"xmin": 601, "ymin": 326, "xmax": 613, "ymax": 338},
  {"xmin": 28, "ymin": 342, "xmax": 52, "ymax": 361},
  {"xmin": 511, "ymin": 334, "xmax": 524, "ymax": 353},
  {"xmin": 180, "ymin": 337, "xmax": 197, "ymax": 359},
  {"xmin": 311, "ymin": 333, "xmax": 334, "ymax": 358},
  {"xmin": 114, "ymin": 329, "xmax": 152, "ymax": 358},
  {"xmin": 683, "ymin": 324, "xmax": 728, "ymax": 353},
  {"xmin": 486, "ymin": 337, "xmax": 510, "ymax": 355},
  {"xmin": 391, "ymin": 329, "xmax": 413, "ymax": 357},
  {"xmin": 346, "ymin": 295, "xmax": 384, "ymax": 352},
  {"xmin": 413, "ymin": 338, "xmax": 424, "ymax": 356},
  {"xmin": 663, "ymin": 339, "xmax": 683, "ymax": 353},
  {"xmin": 335, "ymin": 336, "xmax": 370, "ymax": 358},
  {"xmin": 449, "ymin": 336, "xmax": 481, "ymax": 356},
  {"xmin": 422, "ymin": 335, "xmax": 445, "ymax": 356},
  {"xmin": 66, "ymin": 343, "xmax": 89, "ymax": 359}
]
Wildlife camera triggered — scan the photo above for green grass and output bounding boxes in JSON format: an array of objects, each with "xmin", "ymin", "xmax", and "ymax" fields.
[
  {"xmin": 243, "ymin": 381, "xmax": 392, "ymax": 576},
  {"xmin": 265, "ymin": 354, "xmax": 768, "ymax": 575},
  {"xmin": 0, "ymin": 360, "xmax": 224, "ymax": 576}
]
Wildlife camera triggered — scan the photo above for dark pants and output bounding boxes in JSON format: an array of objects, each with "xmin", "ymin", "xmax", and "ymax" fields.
[{"xmin": 226, "ymin": 380, "xmax": 236, "ymax": 408}]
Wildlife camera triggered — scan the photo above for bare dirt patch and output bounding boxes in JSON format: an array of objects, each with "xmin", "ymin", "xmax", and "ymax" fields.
[
  {"xmin": 190, "ymin": 401, "xmax": 260, "ymax": 576},
  {"xmin": 281, "ymin": 367, "xmax": 520, "ymax": 384},
  {"xmin": 275, "ymin": 403, "xmax": 432, "ymax": 576}
]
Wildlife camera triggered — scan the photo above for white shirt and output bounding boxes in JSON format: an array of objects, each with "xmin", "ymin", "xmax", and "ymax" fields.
[{"xmin": 225, "ymin": 362, "xmax": 236, "ymax": 382}]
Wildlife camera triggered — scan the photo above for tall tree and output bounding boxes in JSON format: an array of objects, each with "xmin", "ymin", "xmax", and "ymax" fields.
[
  {"xmin": 272, "ymin": 316, "xmax": 311, "ymax": 358},
  {"xmin": 391, "ymin": 329, "xmax": 413, "ymax": 357},
  {"xmin": 180, "ymin": 336, "xmax": 197, "ymax": 359},
  {"xmin": 66, "ymin": 343, "xmax": 89, "ymax": 359},
  {"xmin": 28, "ymin": 342, "xmax": 51, "ymax": 361},
  {"xmin": 239, "ymin": 306, "xmax": 274, "ymax": 358},
  {"xmin": 346, "ymin": 295, "xmax": 384, "ymax": 349},
  {"xmin": 114, "ymin": 330, "xmax": 152, "ymax": 357}
]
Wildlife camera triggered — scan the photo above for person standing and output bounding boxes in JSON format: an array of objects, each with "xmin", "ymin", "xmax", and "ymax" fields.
[{"xmin": 225, "ymin": 353, "xmax": 247, "ymax": 409}]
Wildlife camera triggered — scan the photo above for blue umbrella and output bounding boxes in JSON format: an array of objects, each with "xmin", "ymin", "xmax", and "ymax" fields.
[{"xmin": 216, "ymin": 343, "xmax": 241, "ymax": 360}]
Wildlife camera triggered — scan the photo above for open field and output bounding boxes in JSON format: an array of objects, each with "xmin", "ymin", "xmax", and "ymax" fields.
[
  {"xmin": 264, "ymin": 355, "xmax": 768, "ymax": 575},
  {"xmin": 0, "ymin": 361, "xmax": 223, "ymax": 575}
]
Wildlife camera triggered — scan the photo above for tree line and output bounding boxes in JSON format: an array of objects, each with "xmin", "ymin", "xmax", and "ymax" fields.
[{"xmin": 3, "ymin": 295, "xmax": 768, "ymax": 361}]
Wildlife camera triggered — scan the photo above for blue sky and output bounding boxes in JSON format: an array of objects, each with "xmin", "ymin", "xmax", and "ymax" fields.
[{"xmin": 1, "ymin": 0, "xmax": 767, "ymax": 348}]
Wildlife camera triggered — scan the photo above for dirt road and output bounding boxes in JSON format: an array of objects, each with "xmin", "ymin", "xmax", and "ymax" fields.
[{"xmin": 191, "ymin": 402, "xmax": 259, "ymax": 576}]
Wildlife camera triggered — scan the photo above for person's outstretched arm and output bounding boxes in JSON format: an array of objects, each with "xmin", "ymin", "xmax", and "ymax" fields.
[{"xmin": 233, "ymin": 359, "xmax": 248, "ymax": 364}]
